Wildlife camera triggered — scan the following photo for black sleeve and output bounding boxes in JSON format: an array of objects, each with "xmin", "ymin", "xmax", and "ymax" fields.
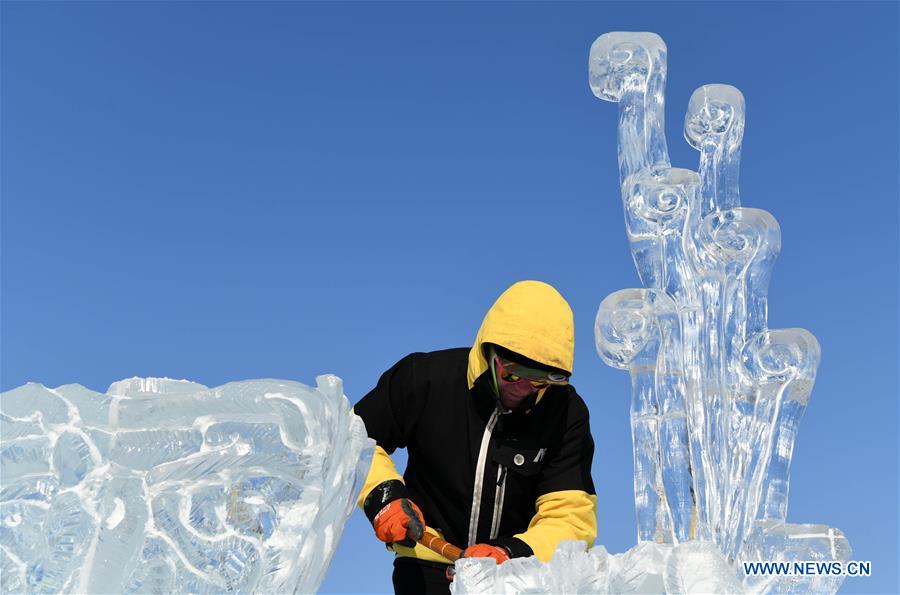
[
  {"xmin": 535, "ymin": 391, "xmax": 596, "ymax": 496},
  {"xmin": 353, "ymin": 353, "xmax": 425, "ymax": 454}
]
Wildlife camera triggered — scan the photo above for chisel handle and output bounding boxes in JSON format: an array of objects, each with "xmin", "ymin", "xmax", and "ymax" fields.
[
  {"xmin": 400, "ymin": 499, "xmax": 464, "ymax": 562},
  {"xmin": 419, "ymin": 531, "xmax": 464, "ymax": 562}
]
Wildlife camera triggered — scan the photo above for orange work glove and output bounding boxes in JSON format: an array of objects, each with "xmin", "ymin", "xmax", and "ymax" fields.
[
  {"xmin": 462, "ymin": 543, "xmax": 511, "ymax": 565},
  {"xmin": 373, "ymin": 498, "xmax": 425, "ymax": 547}
]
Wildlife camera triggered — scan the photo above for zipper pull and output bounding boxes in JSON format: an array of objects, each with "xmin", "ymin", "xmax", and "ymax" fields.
[{"xmin": 496, "ymin": 465, "xmax": 507, "ymax": 486}]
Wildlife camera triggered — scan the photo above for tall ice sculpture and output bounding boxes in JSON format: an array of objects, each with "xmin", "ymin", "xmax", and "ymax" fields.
[
  {"xmin": 592, "ymin": 32, "xmax": 851, "ymax": 592},
  {"xmin": 449, "ymin": 32, "xmax": 854, "ymax": 595}
]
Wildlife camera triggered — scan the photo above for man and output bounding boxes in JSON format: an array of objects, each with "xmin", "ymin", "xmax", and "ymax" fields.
[{"xmin": 354, "ymin": 280, "xmax": 597, "ymax": 594}]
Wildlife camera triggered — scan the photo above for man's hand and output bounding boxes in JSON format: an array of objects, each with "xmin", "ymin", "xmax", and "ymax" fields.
[
  {"xmin": 462, "ymin": 543, "xmax": 511, "ymax": 564},
  {"xmin": 373, "ymin": 498, "xmax": 425, "ymax": 547}
]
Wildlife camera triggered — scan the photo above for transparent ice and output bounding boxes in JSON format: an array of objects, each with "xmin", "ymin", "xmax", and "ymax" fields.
[
  {"xmin": 592, "ymin": 30, "xmax": 850, "ymax": 590},
  {"xmin": 451, "ymin": 540, "xmax": 744, "ymax": 595},
  {"xmin": 0, "ymin": 376, "xmax": 374, "ymax": 594},
  {"xmin": 451, "ymin": 31, "xmax": 850, "ymax": 594}
]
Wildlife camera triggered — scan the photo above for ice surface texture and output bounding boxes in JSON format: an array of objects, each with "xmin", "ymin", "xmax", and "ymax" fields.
[
  {"xmin": 0, "ymin": 376, "xmax": 374, "ymax": 594},
  {"xmin": 589, "ymin": 31, "xmax": 850, "ymax": 591},
  {"xmin": 451, "ymin": 540, "xmax": 744, "ymax": 595},
  {"xmin": 451, "ymin": 515, "xmax": 848, "ymax": 595}
]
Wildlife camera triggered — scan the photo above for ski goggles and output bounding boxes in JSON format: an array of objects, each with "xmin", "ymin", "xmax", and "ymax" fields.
[{"xmin": 494, "ymin": 355, "xmax": 569, "ymax": 389}]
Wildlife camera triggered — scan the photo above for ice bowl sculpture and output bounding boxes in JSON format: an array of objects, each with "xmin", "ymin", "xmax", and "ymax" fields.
[
  {"xmin": 591, "ymin": 31, "xmax": 850, "ymax": 593},
  {"xmin": 0, "ymin": 376, "xmax": 374, "ymax": 594}
]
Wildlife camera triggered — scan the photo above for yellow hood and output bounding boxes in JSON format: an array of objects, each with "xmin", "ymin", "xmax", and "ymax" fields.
[{"xmin": 467, "ymin": 280, "xmax": 575, "ymax": 389}]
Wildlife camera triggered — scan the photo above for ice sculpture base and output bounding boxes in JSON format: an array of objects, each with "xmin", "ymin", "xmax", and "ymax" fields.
[{"xmin": 450, "ymin": 536, "xmax": 849, "ymax": 594}]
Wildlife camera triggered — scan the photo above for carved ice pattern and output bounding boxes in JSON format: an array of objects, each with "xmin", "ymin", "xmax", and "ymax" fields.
[
  {"xmin": 0, "ymin": 377, "xmax": 374, "ymax": 594},
  {"xmin": 590, "ymin": 31, "xmax": 850, "ymax": 591}
]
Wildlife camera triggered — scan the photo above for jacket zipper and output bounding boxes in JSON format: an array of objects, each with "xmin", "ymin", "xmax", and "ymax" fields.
[
  {"xmin": 490, "ymin": 465, "xmax": 507, "ymax": 539},
  {"xmin": 468, "ymin": 408, "xmax": 499, "ymax": 546}
]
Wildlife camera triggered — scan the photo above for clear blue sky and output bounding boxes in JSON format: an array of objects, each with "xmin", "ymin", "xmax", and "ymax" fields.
[{"xmin": 2, "ymin": 2, "xmax": 897, "ymax": 593}]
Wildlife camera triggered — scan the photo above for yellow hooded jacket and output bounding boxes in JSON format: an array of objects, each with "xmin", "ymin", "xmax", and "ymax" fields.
[{"xmin": 354, "ymin": 281, "xmax": 597, "ymax": 563}]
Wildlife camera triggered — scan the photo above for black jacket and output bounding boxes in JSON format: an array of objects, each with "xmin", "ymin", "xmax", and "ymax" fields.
[{"xmin": 355, "ymin": 348, "xmax": 596, "ymax": 562}]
